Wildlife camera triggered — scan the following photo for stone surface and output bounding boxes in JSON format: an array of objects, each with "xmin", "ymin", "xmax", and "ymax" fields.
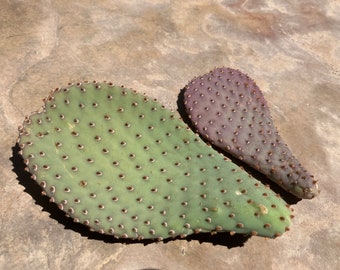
[{"xmin": 1, "ymin": 1, "xmax": 339, "ymax": 269}]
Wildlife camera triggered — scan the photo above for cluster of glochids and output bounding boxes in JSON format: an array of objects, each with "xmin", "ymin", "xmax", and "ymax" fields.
[{"xmin": 17, "ymin": 68, "xmax": 317, "ymax": 241}]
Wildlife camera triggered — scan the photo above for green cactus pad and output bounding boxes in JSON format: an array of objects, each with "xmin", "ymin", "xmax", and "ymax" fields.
[{"xmin": 18, "ymin": 82, "xmax": 292, "ymax": 240}]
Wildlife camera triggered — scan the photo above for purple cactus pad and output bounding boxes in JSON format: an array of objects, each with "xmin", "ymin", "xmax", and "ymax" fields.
[{"xmin": 184, "ymin": 67, "xmax": 320, "ymax": 199}]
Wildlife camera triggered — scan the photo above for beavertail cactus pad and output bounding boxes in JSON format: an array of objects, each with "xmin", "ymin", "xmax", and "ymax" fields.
[
  {"xmin": 18, "ymin": 82, "xmax": 292, "ymax": 240},
  {"xmin": 183, "ymin": 67, "xmax": 320, "ymax": 199}
]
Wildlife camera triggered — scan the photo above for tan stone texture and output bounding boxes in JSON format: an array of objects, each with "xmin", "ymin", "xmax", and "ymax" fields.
[{"xmin": 1, "ymin": 1, "xmax": 339, "ymax": 269}]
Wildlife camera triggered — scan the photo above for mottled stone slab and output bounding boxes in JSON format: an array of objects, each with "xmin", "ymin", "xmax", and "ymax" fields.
[{"xmin": 1, "ymin": 1, "xmax": 339, "ymax": 269}]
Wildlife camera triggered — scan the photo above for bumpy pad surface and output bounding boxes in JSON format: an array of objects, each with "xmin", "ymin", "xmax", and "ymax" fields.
[
  {"xmin": 184, "ymin": 67, "xmax": 319, "ymax": 199},
  {"xmin": 18, "ymin": 82, "xmax": 292, "ymax": 240}
]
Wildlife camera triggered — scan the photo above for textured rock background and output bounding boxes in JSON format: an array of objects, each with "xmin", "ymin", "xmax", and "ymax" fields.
[{"xmin": 1, "ymin": 1, "xmax": 339, "ymax": 269}]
